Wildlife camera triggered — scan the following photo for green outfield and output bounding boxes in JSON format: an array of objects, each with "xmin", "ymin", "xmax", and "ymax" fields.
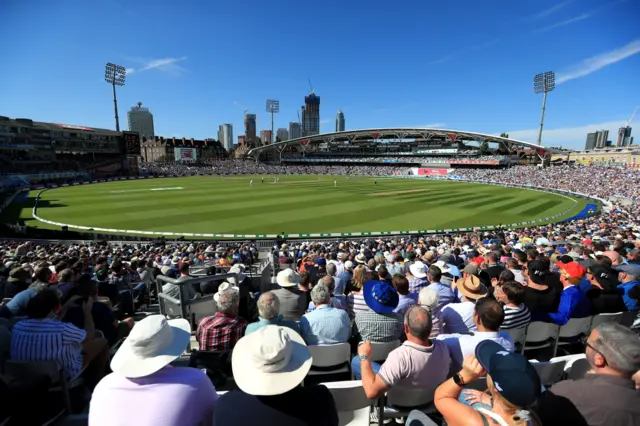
[{"xmin": 10, "ymin": 175, "xmax": 586, "ymax": 237}]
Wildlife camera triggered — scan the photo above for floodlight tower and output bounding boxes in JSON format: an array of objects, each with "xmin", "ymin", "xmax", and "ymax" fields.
[
  {"xmin": 533, "ymin": 71, "xmax": 555, "ymax": 146},
  {"xmin": 266, "ymin": 99, "xmax": 280, "ymax": 144},
  {"xmin": 105, "ymin": 62, "xmax": 127, "ymax": 131}
]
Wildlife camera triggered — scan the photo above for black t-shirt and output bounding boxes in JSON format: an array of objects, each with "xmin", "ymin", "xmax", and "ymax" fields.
[
  {"xmin": 63, "ymin": 301, "xmax": 117, "ymax": 344},
  {"xmin": 586, "ymin": 287, "xmax": 627, "ymax": 314},
  {"xmin": 214, "ymin": 385, "xmax": 338, "ymax": 426},
  {"xmin": 522, "ymin": 282, "xmax": 561, "ymax": 314}
]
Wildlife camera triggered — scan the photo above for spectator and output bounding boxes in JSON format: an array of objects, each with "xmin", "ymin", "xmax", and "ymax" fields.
[
  {"xmin": 533, "ymin": 262, "xmax": 591, "ymax": 326},
  {"xmin": 355, "ymin": 306, "xmax": 450, "ymax": 423},
  {"xmin": 407, "ymin": 261, "xmax": 429, "ymax": 294},
  {"xmin": 427, "ymin": 265, "xmax": 455, "ymax": 306},
  {"xmin": 337, "ymin": 260, "xmax": 354, "ymax": 291},
  {"xmin": 6, "ymin": 267, "xmax": 30, "ymax": 293},
  {"xmin": 300, "ymin": 284, "xmax": 350, "ymax": 345},
  {"xmin": 392, "ymin": 274, "xmax": 418, "ymax": 315},
  {"xmin": 437, "ymin": 298, "xmax": 514, "ymax": 374},
  {"xmin": 162, "ymin": 261, "xmax": 195, "ymax": 299},
  {"xmin": 506, "ymin": 258, "xmax": 525, "ymax": 284},
  {"xmin": 56, "ymin": 268, "xmax": 76, "ymax": 298},
  {"xmin": 521, "ymin": 260, "xmax": 561, "ymax": 314},
  {"xmin": 136, "ymin": 259, "xmax": 155, "ymax": 290},
  {"xmin": 310, "ymin": 275, "xmax": 347, "ymax": 310},
  {"xmin": 418, "ymin": 286, "xmax": 443, "ymax": 337},
  {"xmin": 272, "ymin": 269, "xmax": 307, "ymax": 321},
  {"xmin": 585, "ymin": 264, "xmax": 626, "ymax": 314},
  {"xmin": 432, "ymin": 341, "xmax": 541, "ymax": 426},
  {"xmin": 197, "ymin": 289, "xmax": 247, "ymax": 352},
  {"xmin": 11, "ymin": 288, "xmax": 109, "ymax": 389},
  {"xmin": 480, "ymin": 252, "xmax": 505, "ymax": 283},
  {"xmin": 245, "ymin": 291, "xmax": 300, "ymax": 335},
  {"xmin": 90, "ymin": 315, "xmax": 218, "ymax": 426},
  {"xmin": 214, "ymin": 326, "xmax": 338, "ymax": 426},
  {"xmin": 347, "ymin": 265, "xmax": 370, "ymax": 318},
  {"xmin": 326, "ymin": 262, "xmax": 346, "ymax": 296},
  {"xmin": 495, "ymin": 280, "xmax": 531, "ymax": 330},
  {"xmin": 62, "ymin": 273, "xmax": 134, "ymax": 346},
  {"xmin": 441, "ymin": 275, "xmax": 487, "ymax": 334},
  {"xmin": 603, "ymin": 250, "xmax": 623, "ymax": 266},
  {"xmin": 534, "ymin": 323, "xmax": 640, "ymax": 426},
  {"xmin": 613, "ymin": 264, "xmax": 640, "ymax": 311},
  {"xmin": 354, "ymin": 280, "xmax": 403, "ymax": 343},
  {"xmin": 297, "ymin": 270, "xmax": 312, "ymax": 308}
]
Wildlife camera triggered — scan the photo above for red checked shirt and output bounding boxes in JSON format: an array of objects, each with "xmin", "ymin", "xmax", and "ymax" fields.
[{"xmin": 196, "ymin": 312, "xmax": 247, "ymax": 352}]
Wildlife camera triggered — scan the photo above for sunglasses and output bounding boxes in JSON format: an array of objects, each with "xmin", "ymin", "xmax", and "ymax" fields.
[{"xmin": 581, "ymin": 336, "xmax": 606, "ymax": 362}]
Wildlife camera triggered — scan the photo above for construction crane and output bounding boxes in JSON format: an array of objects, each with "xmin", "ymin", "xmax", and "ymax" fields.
[
  {"xmin": 308, "ymin": 78, "xmax": 314, "ymax": 94},
  {"xmin": 626, "ymin": 105, "xmax": 640, "ymax": 127}
]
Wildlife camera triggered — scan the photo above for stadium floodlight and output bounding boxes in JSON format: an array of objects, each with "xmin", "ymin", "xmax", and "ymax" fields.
[
  {"xmin": 105, "ymin": 62, "xmax": 127, "ymax": 131},
  {"xmin": 533, "ymin": 71, "xmax": 555, "ymax": 146},
  {"xmin": 266, "ymin": 99, "xmax": 279, "ymax": 145}
]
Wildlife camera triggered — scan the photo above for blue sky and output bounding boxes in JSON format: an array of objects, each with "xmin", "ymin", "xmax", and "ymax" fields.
[{"xmin": 1, "ymin": 0, "xmax": 639, "ymax": 150}]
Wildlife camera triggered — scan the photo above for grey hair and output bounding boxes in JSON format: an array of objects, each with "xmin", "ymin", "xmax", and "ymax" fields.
[
  {"xmin": 404, "ymin": 305, "xmax": 432, "ymax": 340},
  {"xmin": 374, "ymin": 254, "xmax": 385, "ymax": 265},
  {"xmin": 257, "ymin": 291, "xmax": 280, "ymax": 320},
  {"xmin": 418, "ymin": 286, "xmax": 439, "ymax": 311},
  {"xmin": 216, "ymin": 290, "xmax": 239, "ymax": 315},
  {"xmin": 593, "ymin": 323, "xmax": 640, "ymax": 377},
  {"xmin": 311, "ymin": 284, "xmax": 331, "ymax": 305},
  {"xmin": 319, "ymin": 275, "xmax": 335, "ymax": 292},
  {"xmin": 326, "ymin": 262, "xmax": 337, "ymax": 276}
]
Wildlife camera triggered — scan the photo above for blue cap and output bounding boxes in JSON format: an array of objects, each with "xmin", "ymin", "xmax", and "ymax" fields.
[
  {"xmin": 363, "ymin": 280, "xmax": 399, "ymax": 313},
  {"xmin": 613, "ymin": 263, "xmax": 640, "ymax": 277},
  {"xmin": 316, "ymin": 258, "xmax": 326, "ymax": 266},
  {"xmin": 475, "ymin": 341, "xmax": 541, "ymax": 407},
  {"xmin": 557, "ymin": 247, "xmax": 568, "ymax": 254}
]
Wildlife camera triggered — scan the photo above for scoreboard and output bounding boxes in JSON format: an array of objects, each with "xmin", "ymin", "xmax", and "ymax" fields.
[{"xmin": 122, "ymin": 131, "xmax": 141, "ymax": 155}]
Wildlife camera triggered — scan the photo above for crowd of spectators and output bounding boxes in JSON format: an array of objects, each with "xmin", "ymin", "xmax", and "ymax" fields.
[{"xmin": 281, "ymin": 155, "xmax": 507, "ymax": 164}]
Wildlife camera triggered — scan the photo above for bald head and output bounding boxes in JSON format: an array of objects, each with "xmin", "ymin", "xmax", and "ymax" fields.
[
  {"xmin": 603, "ymin": 251, "xmax": 622, "ymax": 266},
  {"xmin": 405, "ymin": 305, "xmax": 432, "ymax": 340}
]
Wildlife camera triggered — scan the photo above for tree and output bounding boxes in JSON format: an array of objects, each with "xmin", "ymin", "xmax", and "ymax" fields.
[
  {"xmin": 275, "ymin": 136, "xmax": 281, "ymax": 143},
  {"xmin": 500, "ymin": 132, "xmax": 509, "ymax": 138}
]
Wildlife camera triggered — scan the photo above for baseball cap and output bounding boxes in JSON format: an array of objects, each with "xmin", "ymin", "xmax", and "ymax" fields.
[
  {"xmin": 462, "ymin": 264, "xmax": 479, "ymax": 276},
  {"xmin": 475, "ymin": 341, "xmax": 541, "ymax": 407},
  {"xmin": 587, "ymin": 264, "xmax": 619, "ymax": 289},
  {"xmin": 557, "ymin": 262, "xmax": 586, "ymax": 280},
  {"xmin": 613, "ymin": 264, "xmax": 640, "ymax": 277},
  {"xmin": 527, "ymin": 260, "xmax": 548, "ymax": 284}
]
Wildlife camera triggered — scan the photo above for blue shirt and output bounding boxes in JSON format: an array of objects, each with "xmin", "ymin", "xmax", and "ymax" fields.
[
  {"xmin": 394, "ymin": 293, "xmax": 418, "ymax": 315},
  {"xmin": 617, "ymin": 280, "xmax": 640, "ymax": 311},
  {"xmin": 429, "ymin": 282, "xmax": 455, "ymax": 307},
  {"xmin": 532, "ymin": 286, "xmax": 591, "ymax": 326},
  {"xmin": 299, "ymin": 305, "xmax": 351, "ymax": 345},
  {"xmin": 245, "ymin": 315, "xmax": 300, "ymax": 335},
  {"xmin": 0, "ymin": 289, "xmax": 37, "ymax": 318}
]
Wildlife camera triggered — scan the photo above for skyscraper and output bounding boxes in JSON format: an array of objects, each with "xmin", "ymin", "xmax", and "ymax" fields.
[
  {"xmin": 289, "ymin": 122, "xmax": 302, "ymax": 139},
  {"xmin": 276, "ymin": 128, "xmax": 289, "ymax": 141},
  {"xmin": 617, "ymin": 126, "xmax": 633, "ymax": 146},
  {"xmin": 127, "ymin": 102, "xmax": 155, "ymax": 139},
  {"xmin": 335, "ymin": 109, "xmax": 345, "ymax": 132},
  {"xmin": 595, "ymin": 130, "xmax": 609, "ymax": 148},
  {"xmin": 218, "ymin": 124, "xmax": 233, "ymax": 151},
  {"xmin": 260, "ymin": 130, "xmax": 273, "ymax": 145},
  {"xmin": 244, "ymin": 114, "xmax": 256, "ymax": 145},
  {"xmin": 302, "ymin": 92, "xmax": 320, "ymax": 136},
  {"xmin": 585, "ymin": 132, "xmax": 597, "ymax": 150},
  {"xmin": 238, "ymin": 135, "xmax": 245, "ymax": 146}
]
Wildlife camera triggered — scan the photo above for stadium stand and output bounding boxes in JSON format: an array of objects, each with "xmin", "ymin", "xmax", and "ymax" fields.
[{"xmin": 1, "ymin": 158, "xmax": 640, "ymax": 424}]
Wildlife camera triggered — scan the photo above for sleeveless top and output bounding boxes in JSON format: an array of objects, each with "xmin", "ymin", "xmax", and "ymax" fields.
[{"xmin": 477, "ymin": 408, "xmax": 533, "ymax": 426}]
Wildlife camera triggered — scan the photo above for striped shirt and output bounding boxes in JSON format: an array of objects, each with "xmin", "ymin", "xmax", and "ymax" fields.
[
  {"xmin": 501, "ymin": 304, "xmax": 531, "ymax": 330},
  {"xmin": 11, "ymin": 318, "xmax": 86, "ymax": 378},
  {"xmin": 347, "ymin": 293, "xmax": 370, "ymax": 319}
]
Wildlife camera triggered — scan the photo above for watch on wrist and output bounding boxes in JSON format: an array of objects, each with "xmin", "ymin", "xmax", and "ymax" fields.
[
  {"xmin": 453, "ymin": 373, "xmax": 466, "ymax": 387},
  {"xmin": 359, "ymin": 354, "xmax": 368, "ymax": 361}
]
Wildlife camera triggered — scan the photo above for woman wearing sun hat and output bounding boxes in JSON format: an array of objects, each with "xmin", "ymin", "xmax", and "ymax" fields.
[{"xmin": 425, "ymin": 340, "xmax": 541, "ymax": 426}]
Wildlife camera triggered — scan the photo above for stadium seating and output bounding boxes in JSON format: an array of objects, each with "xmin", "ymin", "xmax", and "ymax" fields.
[{"xmin": 323, "ymin": 381, "xmax": 374, "ymax": 426}]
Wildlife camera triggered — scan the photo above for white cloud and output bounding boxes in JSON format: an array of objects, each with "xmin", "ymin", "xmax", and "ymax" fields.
[
  {"xmin": 534, "ymin": 13, "xmax": 592, "ymax": 33},
  {"xmin": 418, "ymin": 123, "xmax": 447, "ymax": 128},
  {"xmin": 556, "ymin": 39, "xmax": 640, "ymax": 84},
  {"xmin": 529, "ymin": 0, "xmax": 574, "ymax": 20},
  {"xmin": 507, "ymin": 119, "xmax": 628, "ymax": 149},
  {"xmin": 125, "ymin": 56, "xmax": 188, "ymax": 76}
]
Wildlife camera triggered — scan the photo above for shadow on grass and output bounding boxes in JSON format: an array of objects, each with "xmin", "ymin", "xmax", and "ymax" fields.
[{"xmin": 0, "ymin": 197, "xmax": 68, "ymax": 227}]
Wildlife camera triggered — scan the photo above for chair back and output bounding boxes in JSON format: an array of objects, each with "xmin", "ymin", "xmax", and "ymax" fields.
[
  {"xmin": 565, "ymin": 357, "xmax": 591, "ymax": 380},
  {"xmin": 386, "ymin": 385, "xmax": 435, "ymax": 408},
  {"xmin": 370, "ymin": 340, "xmax": 400, "ymax": 362},
  {"xmin": 620, "ymin": 310, "xmax": 639, "ymax": 328},
  {"xmin": 324, "ymin": 381, "xmax": 373, "ymax": 426},
  {"xmin": 188, "ymin": 295, "xmax": 216, "ymax": 328},
  {"xmin": 558, "ymin": 317, "xmax": 592, "ymax": 339},
  {"xmin": 590, "ymin": 312, "xmax": 622, "ymax": 330},
  {"xmin": 531, "ymin": 360, "xmax": 567, "ymax": 387},
  {"xmin": 308, "ymin": 343, "xmax": 351, "ymax": 368},
  {"xmin": 503, "ymin": 326, "xmax": 527, "ymax": 353},
  {"xmin": 524, "ymin": 322, "xmax": 559, "ymax": 350}
]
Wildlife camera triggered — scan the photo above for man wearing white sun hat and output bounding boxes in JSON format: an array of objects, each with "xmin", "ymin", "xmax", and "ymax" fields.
[
  {"xmin": 89, "ymin": 315, "xmax": 218, "ymax": 426},
  {"xmin": 214, "ymin": 325, "xmax": 338, "ymax": 426}
]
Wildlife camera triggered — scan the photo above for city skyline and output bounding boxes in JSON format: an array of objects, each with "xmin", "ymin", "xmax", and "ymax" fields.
[
  {"xmin": 127, "ymin": 102, "xmax": 155, "ymax": 139},
  {"xmin": 1, "ymin": 0, "xmax": 639, "ymax": 150}
]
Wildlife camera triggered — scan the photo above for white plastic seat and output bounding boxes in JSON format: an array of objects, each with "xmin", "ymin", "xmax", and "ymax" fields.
[
  {"xmin": 503, "ymin": 326, "xmax": 528, "ymax": 354},
  {"xmin": 323, "ymin": 380, "xmax": 374, "ymax": 426},
  {"xmin": 523, "ymin": 322, "xmax": 559, "ymax": 352},
  {"xmin": 307, "ymin": 343, "xmax": 351, "ymax": 376},
  {"xmin": 370, "ymin": 340, "xmax": 401, "ymax": 362},
  {"xmin": 530, "ymin": 360, "xmax": 567, "ymax": 387},
  {"xmin": 590, "ymin": 312, "xmax": 623, "ymax": 330},
  {"xmin": 620, "ymin": 310, "xmax": 640, "ymax": 328},
  {"xmin": 380, "ymin": 385, "xmax": 438, "ymax": 421}
]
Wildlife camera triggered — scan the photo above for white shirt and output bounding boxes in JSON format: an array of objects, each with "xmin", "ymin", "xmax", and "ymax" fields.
[
  {"xmin": 509, "ymin": 269, "xmax": 525, "ymax": 284},
  {"xmin": 329, "ymin": 260, "xmax": 345, "ymax": 276},
  {"xmin": 440, "ymin": 301, "xmax": 477, "ymax": 334},
  {"xmin": 437, "ymin": 331, "xmax": 514, "ymax": 375}
]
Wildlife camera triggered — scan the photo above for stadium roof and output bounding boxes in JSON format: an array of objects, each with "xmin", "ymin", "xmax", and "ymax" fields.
[{"xmin": 246, "ymin": 127, "xmax": 562, "ymax": 157}]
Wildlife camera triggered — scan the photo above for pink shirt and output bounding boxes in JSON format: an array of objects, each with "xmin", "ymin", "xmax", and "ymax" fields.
[{"xmin": 89, "ymin": 366, "xmax": 218, "ymax": 426}]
